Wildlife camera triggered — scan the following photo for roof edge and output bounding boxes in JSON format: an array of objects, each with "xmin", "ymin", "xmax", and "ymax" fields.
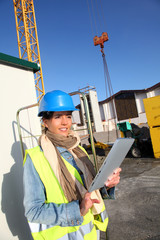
[
  {"xmin": 99, "ymin": 82, "xmax": 160, "ymax": 104},
  {"xmin": 0, "ymin": 52, "xmax": 40, "ymax": 73}
]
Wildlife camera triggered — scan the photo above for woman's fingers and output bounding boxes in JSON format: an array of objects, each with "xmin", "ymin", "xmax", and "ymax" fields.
[
  {"xmin": 80, "ymin": 192, "xmax": 100, "ymax": 216},
  {"xmin": 113, "ymin": 167, "xmax": 122, "ymax": 174},
  {"xmin": 105, "ymin": 167, "xmax": 122, "ymax": 188},
  {"xmin": 91, "ymin": 198, "xmax": 100, "ymax": 204}
]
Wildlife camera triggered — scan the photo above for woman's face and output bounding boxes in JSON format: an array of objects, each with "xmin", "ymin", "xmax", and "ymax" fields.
[{"xmin": 43, "ymin": 111, "xmax": 72, "ymax": 137}]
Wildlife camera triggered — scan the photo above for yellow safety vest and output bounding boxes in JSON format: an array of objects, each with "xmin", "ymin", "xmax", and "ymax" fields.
[{"xmin": 24, "ymin": 146, "xmax": 108, "ymax": 240}]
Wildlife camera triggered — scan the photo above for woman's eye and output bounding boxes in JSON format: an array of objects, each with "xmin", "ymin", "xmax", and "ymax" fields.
[{"xmin": 54, "ymin": 115, "xmax": 60, "ymax": 119}]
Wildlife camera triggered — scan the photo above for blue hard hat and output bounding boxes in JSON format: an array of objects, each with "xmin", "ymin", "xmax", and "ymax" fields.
[{"xmin": 38, "ymin": 90, "xmax": 77, "ymax": 117}]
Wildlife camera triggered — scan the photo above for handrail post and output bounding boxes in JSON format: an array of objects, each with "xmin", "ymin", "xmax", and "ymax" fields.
[
  {"xmin": 70, "ymin": 91, "xmax": 98, "ymax": 172},
  {"xmin": 16, "ymin": 103, "xmax": 39, "ymax": 159}
]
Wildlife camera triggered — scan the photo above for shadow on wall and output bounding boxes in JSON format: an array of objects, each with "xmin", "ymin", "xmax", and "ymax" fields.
[{"xmin": 1, "ymin": 141, "xmax": 33, "ymax": 240}]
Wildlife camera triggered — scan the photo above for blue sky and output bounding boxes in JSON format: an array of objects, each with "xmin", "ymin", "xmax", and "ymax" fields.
[{"xmin": 1, "ymin": 0, "xmax": 160, "ymax": 104}]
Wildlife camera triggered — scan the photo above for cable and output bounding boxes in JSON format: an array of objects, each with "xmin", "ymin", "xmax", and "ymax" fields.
[
  {"xmin": 95, "ymin": 0, "xmax": 103, "ymax": 34},
  {"xmin": 90, "ymin": 0, "xmax": 98, "ymax": 35},
  {"xmin": 86, "ymin": 0, "xmax": 95, "ymax": 38},
  {"xmin": 102, "ymin": 50, "xmax": 119, "ymax": 138},
  {"xmin": 99, "ymin": 0, "xmax": 108, "ymax": 30},
  {"xmin": 87, "ymin": 0, "xmax": 108, "ymax": 36}
]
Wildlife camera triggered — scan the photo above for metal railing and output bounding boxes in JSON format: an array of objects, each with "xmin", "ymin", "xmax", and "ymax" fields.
[
  {"xmin": 70, "ymin": 91, "xmax": 98, "ymax": 172},
  {"xmin": 16, "ymin": 103, "xmax": 39, "ymax": 159}
]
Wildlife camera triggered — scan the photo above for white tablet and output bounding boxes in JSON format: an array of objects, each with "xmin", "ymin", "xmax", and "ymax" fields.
[{"xmin": 89, "ymin": 138, "xmax": 134, "ymax": 192}]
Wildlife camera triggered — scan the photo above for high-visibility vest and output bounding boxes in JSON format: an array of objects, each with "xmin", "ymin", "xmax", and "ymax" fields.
[{"xmin": 24, "ymin": 146, "xmax": 108, "ymax": 240}]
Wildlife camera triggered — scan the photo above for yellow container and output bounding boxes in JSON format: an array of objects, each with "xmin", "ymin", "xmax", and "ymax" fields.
[
  {"xmin": 150, "ymin": 127, "xmax": 160, "ymax": 158},
  {"xmin": 143, "ymin": 95, "xmax": 160, "ymax": 127}
]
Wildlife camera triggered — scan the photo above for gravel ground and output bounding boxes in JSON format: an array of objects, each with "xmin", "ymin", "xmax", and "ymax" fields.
[{"xmin": 97, "ymin": 157, "xmax": 160, "ymax": 240}]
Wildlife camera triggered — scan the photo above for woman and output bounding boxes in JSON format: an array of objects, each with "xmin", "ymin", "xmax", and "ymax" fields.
[{"xmin": 23, "ymin": 90, "xmax": 121, "ymax": 240}]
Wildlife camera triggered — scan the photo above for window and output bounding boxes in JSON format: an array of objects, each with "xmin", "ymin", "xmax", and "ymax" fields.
[{"xmin": 115, "ymin": 92, "xmax": 138, "ymax": 121}]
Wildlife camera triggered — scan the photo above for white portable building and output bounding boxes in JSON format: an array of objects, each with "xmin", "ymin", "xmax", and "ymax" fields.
[{"xmin": 0, "ymin": 52, "xmax": 41, "ymax": 239}]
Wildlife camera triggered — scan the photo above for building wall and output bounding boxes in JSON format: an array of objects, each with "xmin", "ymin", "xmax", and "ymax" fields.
[
  {"xmin": 147, "ymin": 87, "xmax": 160, "ymax": 98},
  {"xmin": 135, "ymin": 92, "xmax": 147, "ymax": 114},
  {"xmin": 89, "ymin": 90, "xmax": 103, "ymax": 132},
  {"xmin": 154, "ymin": 87, "xmax": 160, "ymax": 96},
  {"xmin": 99, "ymin": 104, "xmax": 105, "ymax": 121},
  {"xmin": 0, "ymin": 62, "xmax": 41, "ymax": 239},
  {"xmin": 101, "ymin": 101, "xmax": 117, "ymax": 131},
  {"xmin": 102, "ymin": 100, "xmax": 116, "ymax": 120}
]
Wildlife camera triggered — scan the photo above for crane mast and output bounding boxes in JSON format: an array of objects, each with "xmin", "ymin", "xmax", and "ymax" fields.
[{"xmin": 13, "ymin": 0, "xmax": 45, "ymax": 101}]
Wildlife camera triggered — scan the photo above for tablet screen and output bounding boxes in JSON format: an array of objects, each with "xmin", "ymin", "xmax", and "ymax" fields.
[{"xmin": 89, "ymin": 138, "xmax": 134, "ymax": 192}]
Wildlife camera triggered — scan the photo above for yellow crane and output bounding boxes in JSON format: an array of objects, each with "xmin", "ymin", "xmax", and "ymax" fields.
[{"xmin": 13, "ymin": 0, "xmax": 45, "ymax": 101}]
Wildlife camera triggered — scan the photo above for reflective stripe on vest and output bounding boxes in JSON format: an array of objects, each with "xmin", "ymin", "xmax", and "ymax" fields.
[
  {"xmin": 29, "ymin": 220, "xmax": 94, "ymax": 240},
  {"xmin": 101, "ymin": 209, "xmax": 108, "ymax": 222},
  {"xmin": 28, "ymin": 209, "xmax": 108, "ymax": 238},
  {"xmin": 59, "ymin": 221, "xmax": 94, "ymax": 240},
  {"xmin": 28, "ymin": 222, "xmax": 54, "ymax": 232}
]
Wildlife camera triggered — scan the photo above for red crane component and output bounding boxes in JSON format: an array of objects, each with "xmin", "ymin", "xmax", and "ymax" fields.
[{"xmin": 93, "ymin": 32, "xmax": 109, "ymax": 48}]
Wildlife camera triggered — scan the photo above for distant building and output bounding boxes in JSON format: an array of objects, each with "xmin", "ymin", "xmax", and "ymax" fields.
[
  {"xmin": 74, "ymin": 83, "xmax": 160, "ymax": 135},
  {"xmin": 99, "ymin": 82, "xmax": 160, "ymax": 131}
]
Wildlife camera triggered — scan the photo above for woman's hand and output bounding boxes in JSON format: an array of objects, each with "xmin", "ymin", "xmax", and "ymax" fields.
[
  {"xmin": 80, "ymin": 192, "xmax": 100, "ymax": 216},
  {"xmin": 80, "ymin": 168, "xmax": 122, "ymax": 216},
  {"xmin": 105, "ymin": 167, "xmax": 122, "ymax": 189}
]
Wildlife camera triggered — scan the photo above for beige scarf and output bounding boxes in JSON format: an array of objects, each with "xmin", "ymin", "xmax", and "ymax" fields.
[{"xmin": 39, "ymin": 130, "xmax": 104, "ymax": 214}]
